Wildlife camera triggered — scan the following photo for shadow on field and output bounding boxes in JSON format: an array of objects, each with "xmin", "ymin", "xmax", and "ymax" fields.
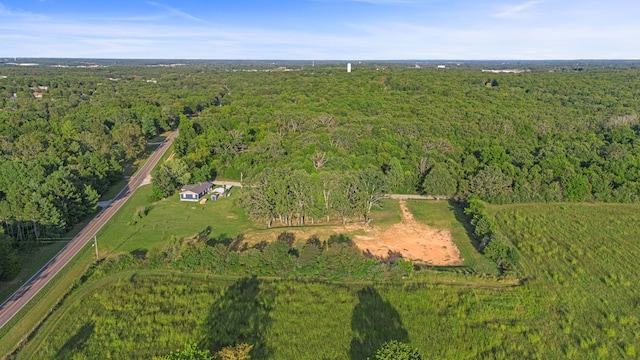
[
  {"xmin": 202, "ymin": 276, "xmax": 273, "ymax": 359},
  {"xmin": 349, "ymin": 287, "xmax": 408, "ymax": 360},
  {"xmin": 54, "ymin": 321, "xmax": 94, "ymax": 359},
  {"xmin": 449, "ymin": 199, "xmax": 483, "ymax": 254},
  {"xmin": 206, "ymin": 231, "xmax": 245, "ymax": 251},
  {"xmin": 130, "ymin": 248, "xmax": 148, "ymax": 259}
]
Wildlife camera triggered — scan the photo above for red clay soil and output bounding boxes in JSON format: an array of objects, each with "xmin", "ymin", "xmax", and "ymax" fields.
[{"xmin": 353, "ymin": 200, "xmax": 463, "ymax": 266}]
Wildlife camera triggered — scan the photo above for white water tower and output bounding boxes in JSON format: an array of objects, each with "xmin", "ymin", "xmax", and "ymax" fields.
[{"xmin": 347, "ymin": 63, "xmax": 351, "ymax": 73}]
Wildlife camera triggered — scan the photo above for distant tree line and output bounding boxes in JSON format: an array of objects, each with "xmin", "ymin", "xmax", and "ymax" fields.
[{"xmin": 169, "ymin": 67, "xmax": 640, "ymax": 205}]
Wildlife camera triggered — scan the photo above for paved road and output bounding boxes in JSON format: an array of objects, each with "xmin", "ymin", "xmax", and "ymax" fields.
[{"xmin": 0, "ymin": 131, "xmax": 178, "ymax": 331}]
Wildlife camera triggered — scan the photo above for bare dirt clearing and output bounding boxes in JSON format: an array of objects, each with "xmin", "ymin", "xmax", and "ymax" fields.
[
  {"xmin": 240, "ymin": 200, "xmax": 463, "ymax": 266},
  {"xmin": 353, "ymin": 200, "xmax": 463, "ymax": 266}
]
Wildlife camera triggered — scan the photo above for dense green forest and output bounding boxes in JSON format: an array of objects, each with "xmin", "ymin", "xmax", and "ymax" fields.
[
  {"xmin": 154, "ymin": 65, "xmax": 640, "ymax": 231},
  {"xmin": 3, "ymin": 63, "xmax": 640, "ymax": 279},
  {"xmin": 0, "ymin": 65, "xmax": 226, "ymax": 279}
]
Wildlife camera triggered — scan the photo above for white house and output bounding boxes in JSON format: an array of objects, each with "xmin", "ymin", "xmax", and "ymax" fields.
[{"xmin": 179, "ymin": 181, "xmax": 213, "ymax": 201}]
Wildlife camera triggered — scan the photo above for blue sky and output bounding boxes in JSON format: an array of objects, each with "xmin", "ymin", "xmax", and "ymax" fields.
[{"xmin": 1, "ymin": 0, "xmax": 639, "ymax": 59}]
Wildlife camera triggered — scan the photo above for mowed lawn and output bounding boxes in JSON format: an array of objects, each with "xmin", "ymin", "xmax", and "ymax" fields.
[{"xmin": 96, "ymin": 185, "xmax": 253, "ymax": 255}]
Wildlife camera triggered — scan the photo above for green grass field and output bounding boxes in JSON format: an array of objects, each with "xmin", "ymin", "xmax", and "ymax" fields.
[
  {"xmin": 95, "ymin": 185, "xmax": 252, "ymax": 255},
  {"xmin": 16, "ymin": 271, "xmax": 538, "ymax": 360},
  {"xmin": 490, "ymin": 202, "xmax": 640, "ymax": 358},
  {"xmin": 11, "ymin": 197, "xmax": 640, "ymax": 359},
  {"xmin": 405, "ymin": 199, "xmax": 499, "ymax": 275}
]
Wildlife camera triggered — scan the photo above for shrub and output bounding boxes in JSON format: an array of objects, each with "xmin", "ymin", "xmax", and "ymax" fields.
[
  {"xmin": 216, "ymin": 343, "xmax": 253, "ymax": 360},
  {"xmin": 305, "ymin": 234, "xmax": 323, "ymax": 249},
  {"xmin": 562, "ymin": 174, "xmax": 590, "ymax": 201},
  {"xmin": 132, "ymin": 206, "xmax": 149, "ymax": 223},
  {"xmin": 396, "ymin": 259, "xmax": 414, "ymax": 277},
  {"xmin": 483, "ymin": 233, "xmax": 519, "ymax": 272},
  {"xmin": 276, "ymin": 231, "xmax": 295, "ymax": 248},
  {"xmin": 471, "ymin": 215, "xmax": 495, "ymax": 238},
  {"xmin": 374, "ymin": 340, "xmax": 422, "ymax": 360},
  {"xmin": 327, "ymin": 234, "xmax": 353, "ymax": 246},
  {"xmin": 463, "ymin": 194, "xmax": 484, "ymax": 216}
]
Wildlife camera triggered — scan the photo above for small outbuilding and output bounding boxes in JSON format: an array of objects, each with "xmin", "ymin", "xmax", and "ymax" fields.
[
  {"xmin": 179, "ymin": 181, "xmax": 213, "ymax": 201},
  {"xmin": 210, "ymin": 185, "xmax": 231, "ymax": 201}
]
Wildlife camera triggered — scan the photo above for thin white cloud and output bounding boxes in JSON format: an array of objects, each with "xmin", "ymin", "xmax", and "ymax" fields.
[
  {"xmin": 310, "ymin": 0, "xmax": 431, "ymax": 5},
  {"xmin": 0, "ymin": 3, "xmax": 48, "ymax": 20},
  {"xmin": 146, "ymin": 2, "xmax": 211, "ymax": 24},
  {"xmin": 1, "ymin": 0, "xmax": 640, "ymax": 59},
  {"xmin": 493, "ymin": 0, "xmax": 548, "ymax": 18},
  {"xmin": 347, "ymin": 0, "xmax": 428, "ymax": 3},
  {"xmin": 99, "ymin": 15, "xmax": 167, "ymax": 22}
]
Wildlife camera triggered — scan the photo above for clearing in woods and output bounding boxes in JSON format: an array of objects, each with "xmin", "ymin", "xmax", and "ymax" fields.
[
  {"xmin": 353, "ymin": 200, "xmax": 462, "ymax": 265},
  {"xmin": 242, "ymin": 200, "xmax": 463, "ymax": 266}
]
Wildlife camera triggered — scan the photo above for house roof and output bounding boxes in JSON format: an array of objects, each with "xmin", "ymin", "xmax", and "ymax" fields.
[{"xmin": 181, "ymin": 181, "xmax": 212, "ymax": 194}]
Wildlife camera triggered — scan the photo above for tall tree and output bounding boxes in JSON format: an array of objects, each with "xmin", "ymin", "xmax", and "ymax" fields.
[
  {"xmin": 421, "ymin": 163, "xmax": 457, "ymax": 196},
  {"xmin": 113, "ymin": 123, "xmax": 146, "ymax": 161},
  {"xmin": 318, "ymin": 171, "xmax": 341, "ymax": 222},
  {"xmin": 354, "ymin": 169, "xmax": 388, "ymax": 224}
]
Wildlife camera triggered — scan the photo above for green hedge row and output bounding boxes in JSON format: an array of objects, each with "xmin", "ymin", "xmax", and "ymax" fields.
[{"xmin": 464, "ymin": 195, "xmax": 519, "ymax": 273}]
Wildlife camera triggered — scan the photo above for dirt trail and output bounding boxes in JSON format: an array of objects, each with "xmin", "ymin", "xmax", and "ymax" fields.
[{"xmin": 353, "ymin": 200, "xmax": 463, "ymax": 266}]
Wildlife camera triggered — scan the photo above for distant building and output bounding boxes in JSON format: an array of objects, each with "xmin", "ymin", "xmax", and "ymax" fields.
[
  {"xmin": 437, "ymin": 65, "xmax": 446, "ymax": 69},
  {"xmin": 481, "ymin": 69, "xmax": 526, "ymax": 73},
  {"xmin": 179, "ymin": 181, "xmax": 213, "ymax": 201},
  {"xmin": 33, "ymin": 92, "xmax": 43, "ymax": 99},
  {"xmin": 347, "ymin": 63, "xmax": 351, "ymax": 73}
]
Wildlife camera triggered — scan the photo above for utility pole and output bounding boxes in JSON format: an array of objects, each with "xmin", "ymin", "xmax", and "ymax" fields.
[{"xmin": 93, "ymin": 235, "xmax": 98, "ymax": 260}]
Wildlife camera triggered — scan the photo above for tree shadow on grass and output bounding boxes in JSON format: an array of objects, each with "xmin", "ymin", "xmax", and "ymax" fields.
[
  {"xmin": 54, "ymin": 321, "xmax": 94, "ymax": 359},
  {"xmin": 196, "ymin": 226, "xmax": 213, "ymax": 243},
  {"xmin": 205, "ymin": 232, "xmax": 232, "ymax": 247},
  {"xmin": 449, "ymin": 199, "xmax": 483, "ymax": 254},
  {"xmin": 130, "ymin": 248, "xmax": 148, "ymax": 259},
  {"xmin": 349, "ymin": 286, "xmax": 409, "ymax": 360},
  {"xmin": 202, "ymin": 277, "xmax": 273, "ymax": 359}
]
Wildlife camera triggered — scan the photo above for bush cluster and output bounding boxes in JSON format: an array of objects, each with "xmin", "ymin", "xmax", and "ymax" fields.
[
  {"xmin": 157, "ymin": 232, "xmax": 415, "ymax": 280},
  {"xmin": 464, "ymin": 195, "xmax": 518, "ymax": 273},
  {"xmin": 90, "ymin": 232, "xmax": 414, "ymax": 282}
]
